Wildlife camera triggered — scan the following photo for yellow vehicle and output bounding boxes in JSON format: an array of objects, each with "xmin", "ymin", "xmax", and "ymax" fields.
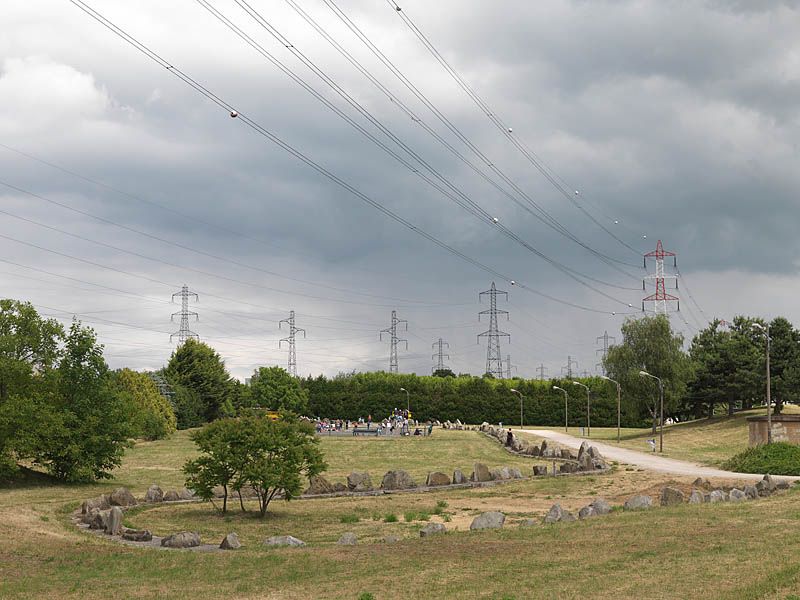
[{"xmin": 265, "ymin": 410, "xmax": 281, "ymax": 421}]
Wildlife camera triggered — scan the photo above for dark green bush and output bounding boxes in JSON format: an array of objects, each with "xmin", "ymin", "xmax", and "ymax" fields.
[{"xmin": 722, "ymin": 442, "xmax": 800, "ymax": 476}]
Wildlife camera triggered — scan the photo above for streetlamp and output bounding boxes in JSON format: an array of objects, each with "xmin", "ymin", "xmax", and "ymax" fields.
[
  {"xmin": 600, "ymin": 375, "xmax": 621, "ymax": 443},
  {"xmin": 552, "ymin": 386, "xmax": 568, "ymax": 432},
  {"xmin": 510, "ymin": 388, "xmax": 524, "ymax": 428},
  {"xmin": 639, "ymin": 370, "xmax": 664, "ymax": 452},
  {"xmin": 752, "ymin": 322, "xmax": 772, "ymax": 443},
  {"xmin": 399, "ymin": 387, "xmax": 410, "ymax": 413},
  {"xmin": 572, "ymin": 381, "xmax": 591, "ymax": 437}
]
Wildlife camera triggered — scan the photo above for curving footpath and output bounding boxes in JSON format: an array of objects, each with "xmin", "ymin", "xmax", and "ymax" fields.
[{"xmin": 520, "ymin": 429, "xmax": 799, "ymax": 481}]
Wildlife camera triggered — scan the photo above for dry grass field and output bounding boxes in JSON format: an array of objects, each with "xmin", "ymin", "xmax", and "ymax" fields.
[{"xmin": 1, "ymin": 425, "xmax": 800, "ymax": 599}]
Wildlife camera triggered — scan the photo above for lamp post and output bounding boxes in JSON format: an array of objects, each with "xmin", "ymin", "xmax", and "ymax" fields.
[
  {"xmin": 552, "ymin": 386, "xmax": 568, "ymax": 432},
  {"xmin": 399, "ymin": 387, "xmax": 410, "ymax": 413},
  {"xmin": 572, "ymin": 381, "xmax": 590, "ymax": 437},
  {"xmin": 639, "ymin": 370, "xmax": 664, "ymax": 452},
  {"xmin": 510, "ymin": 388, "xmax": 524, "ymax": 428},
  {"xmin": 752, "ymin": 322, "xmax": 772, "ymax": 444},
  {"xmin": 600, "ymin": 375, "xmax": 621, "ymax": 443}
]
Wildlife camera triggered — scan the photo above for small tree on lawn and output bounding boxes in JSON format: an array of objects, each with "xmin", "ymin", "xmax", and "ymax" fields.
[
  {"xmin": 240, "ymin": 413, "xmax": 326, "ymax": 517},
  {"xmin": 183, "ymin": 418, "xmax": 248, "ymax": 514}
]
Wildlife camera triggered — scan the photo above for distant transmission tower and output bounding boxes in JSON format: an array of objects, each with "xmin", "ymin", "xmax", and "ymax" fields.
[
  {"xmin": 643, "ymin": 240, "xmax": 679, "ymax": 314},
  {"xmin": 431, "ymin": 338, "xmax": 450, "ymax": 374},
  {"xmin": 380, "ymin": 310, "xmax": 408, "ymax": 373},
  {"xmin": 170, "ymin": 284, "xmax": 199, "ymax": 344},
  {"xmin": 536, "ymin": 363, "xmax": 548, "ymax": 380},
  {"xmin": 596, "ymin": 330, "xmax": 616, "ymax": 374},
  {"xmin": 504, "ymin": 354, "xmax": 517, "ymax": 379},
  {"xmin": 279, "ymin": 310, "xmax": 305, "ymax": 377},
  {"xmin": 478, "ymin": 282, "xmax": 510, "ymax": 378},
  {"xmin": 561, "ymin": 355, "xmax": 578, "ymax": 378}
]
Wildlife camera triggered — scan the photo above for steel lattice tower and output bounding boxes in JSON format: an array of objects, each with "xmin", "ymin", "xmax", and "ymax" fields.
[
  {"xmin": 279, "ymin": 310, "xmax": 306, "ymax": 377},
  {"xmin": 432, "ymin": 338, "xmax": 450, "ymax": 374},
  {"xmin": 561, "ymin": 355, "xmax": 578, "ymax": 378},
  {"xmin": 504, "ymin": 354, "xmax": 516, "ymax": 379},
  {"xmin": 642, "ymin": 240, "xmax": 679, "ymax": 314},
  {"xmin": 596, "ymin": 330, "xmax": 616, "ymax": 374},
  {"xmin": 536, "ymin": 363, "xmax": 548, "ymax": 380},
  {"xmin": 380, "ymin": 310, "xmax": 408, "ymax": 373},
  {"xmin": 478, "ymin": 282, "xmax": 510, "ymax": 378},
  {"xmin": 170, "ymin": 284, "xmax": 199, "ymax": 344}
]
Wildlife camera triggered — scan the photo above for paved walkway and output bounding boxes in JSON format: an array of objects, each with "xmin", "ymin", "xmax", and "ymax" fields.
[{"xmin": 521, "ymin": 429, "xmax": 798, "ymax": 481}]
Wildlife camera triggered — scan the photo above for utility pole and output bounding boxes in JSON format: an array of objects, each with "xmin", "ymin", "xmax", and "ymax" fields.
[
  {"xmin": 561, "ymin": 356, "xmax": 578, "ymax": 379},
  {"xmin": 596, "ymin": 330, "xmax": 616, "ymax": 374},
  {"xmin": 380, "ymin": 310, "xmax": 408, "ymax": 374},
  {"xmin": 580, "ymin": 370, "xmax": 591, "ymax": 378},
  {"xmin": 536, "ymin": 363, "xmax": 548, "ymax": 380},
  {"xmin": 279, "ymin": 310, "xmax": 305, "ymax": 377},
  {"xmin": 478, "ymin": 282, "xmax": 510, "ymax": 378},
  {"xmin": 170, "ymin": 284, "xmax": 199, "ymax": 344},
  {"xmin": 431, "ymin": 338, "xmax": 450, "ymax": 374},
  {"xmin": 643, "ymin": 240, "xmax": 679, "ymax": 314}
]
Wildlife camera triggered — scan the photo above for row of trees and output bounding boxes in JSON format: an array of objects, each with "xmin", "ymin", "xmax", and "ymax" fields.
[{"xmin": 0, "ymin": 300, "xmax": 176, "ymax": 482}]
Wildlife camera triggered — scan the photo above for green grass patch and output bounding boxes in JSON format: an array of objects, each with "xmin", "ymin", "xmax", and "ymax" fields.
[
  {"xmin": 340, "ymin": 513, "xmax": 360, "ymax": 524},
  {"xmin": 383, "ymin": 513, "xmax": 398, "ymax": 523},
  {"xmin": 722, "ymin": 442, "xmax": 800, "ymax": 475}
]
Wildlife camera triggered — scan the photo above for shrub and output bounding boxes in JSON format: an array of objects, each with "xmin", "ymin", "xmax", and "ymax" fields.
[
  {"xmin": 383, "ymin": 513, "xmax": 398, "ymax": 523},
  {"xmin": 340, "ymin": 513, "xmax": 359, "ymax": 524},
  {"xmin": 722, "ymin": 442, "xmax": 800, "ymax": 476}
]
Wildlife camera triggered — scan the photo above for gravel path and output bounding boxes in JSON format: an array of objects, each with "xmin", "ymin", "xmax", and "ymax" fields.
[{"xmin": 521, "ymin": 429, "xmax": 799, "ymax": 481}]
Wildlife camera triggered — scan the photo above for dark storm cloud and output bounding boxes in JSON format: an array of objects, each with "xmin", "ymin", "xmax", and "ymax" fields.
[{"xmin": 1, "ymin": 0, "xmax": 798, "ymax": 378}]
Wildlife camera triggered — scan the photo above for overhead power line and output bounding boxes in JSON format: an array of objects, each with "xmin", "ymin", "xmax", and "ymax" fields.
[{"xmin": 66, "ymin": 0, "xmax": 626, "ymax": 316}]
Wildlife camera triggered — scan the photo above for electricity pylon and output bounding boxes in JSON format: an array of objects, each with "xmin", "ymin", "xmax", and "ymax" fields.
[
  {"xmin": 380, "ymin": 310, "xmax": 408, "ymax": 373},
  {"xmin": 279, "ymin": 310, "xmax": 305, "ymax": 377},
  {"xmin": 432, "ymin": 338, "xmax": 450, "ymax": 374},
  {"xmin": 596, "ymin": 330, "xmax": 616, "ymax": 374},
  {"xmin": 170, "ymin": 284, "xmax": 199, "ymax": 344},
  {"xmin": 478, "ymin": 282, "xmax": 510, "ymax": 378}
]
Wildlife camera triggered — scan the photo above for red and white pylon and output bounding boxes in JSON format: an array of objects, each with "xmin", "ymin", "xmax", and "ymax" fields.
[{"xmin": 642, "ymin": 240, "xmax": 679, "ymax": 314}]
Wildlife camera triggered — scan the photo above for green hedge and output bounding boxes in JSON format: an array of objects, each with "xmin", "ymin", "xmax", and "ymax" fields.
[
  {"xmin": 722, "ymin": 442, "xmax": 800, "ymax": 476},
  {"xmin": 301, "ymin": 372, "xmax": 649, "ymax": 427}
]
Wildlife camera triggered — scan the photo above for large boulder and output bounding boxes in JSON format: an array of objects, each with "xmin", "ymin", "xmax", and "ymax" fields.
[
  {"xmin": 109, "ymin": 487, "xmax": 137, "ymax": 507},
  {"xmin": 508, "ymin": 467, "xmax": 523, "ymax": 479},
  {"xmin": 471, "ymin": 463, "xmax": 492, "ymax": 483},
  {"xmin": 381, "ymin": 470, "xmax": 416, "ymax": 490},
  {"xmin": 305, "ymin": 475, "xmax": 335, "ymax": 495},
  {"xmin": 533, "ymin": 466, "xmax": 547, "ymax": 477},
  {"xmin": 578, "ymin": 453, "xmax": 594, "ymax": 472},
  {"xmin": 729, "ymin": 488, "xmax": 747, "ymax": 503},
  {"xmin": 624, "ymin": 495, "xmax": 653, "ymax": 511},
  {"xmin": 590, "ymin": 499, "xmax": 612, "ymax": 515},
  {"xmin": 337, "ymin": 532, "xmax": 357, "ymax": 545},
  {"xmin": 757, "ymin": 474, "xmax": 778, "ymax": 496},
  {"xmin": 688, "ymin": 490, "xmax": 705, "ymax": 504},
  {"xmin": 578, "ymin": 505, "xmax": 596, "ymax": 520},
  {"xmin": 347, "ymin": 472, "xmax": 373, "ymax": 492},
  {"xmin": 660, "ymin": 487, "xmax": 685, "ymax": 507},
  {"xmin": 489, "ymin": 468, "xmax": 505, "ymax": 481},
  {"xmin": 177, "ymin": 488, "xmax": 195, "ymax": 501},
  {"xmin": 161, "ymin": 532, "xmax": 201, "ymax": 548},
  {"xmin": 577, "ymin": 441, "xmax": 590, "ymax": 460},
  {"xmin": 89, "ymin": 509, "xmax": 111, "ymax": 531},
  {"xmin": 81, "ymin": 495, "xmax": 110, "ymax": 514},
  {"xmin": 426, "ymin": 472, "xmax": 451, "ymax": 487},
  {"xmin": 744, "ymin": 485, "xmax": 759, "ymax": 500},
  {"xmin": 121, "ymin": 528, "xmax": 152, "ymax": 542},
  {"xmin": 220, "ymin": 532, "xmax": 241, "ymax": 550},
  {"xmin": 419, "ymin": 523, "xmax": 446, "ymax": 537},
  {"xmin": 163, "ymin": 490, "xmax": 181, "ymax": 502},
  {"xmin": 543, "ymin": 504, "xmax": 564, "ymax": 524},
  {"xmin": 264, "ymin": 535, "xmax": 305, "ymax": 547},
  {"xmin": 692, "ymin": 477, "xmax": 712, "ymax": 490},
  {"xmin": 332, "ymin": 482, "xmax": 348, "ymax": 493},
  {"xmin": 560, "ymin": 448, "xmax": 572, "ymax": 459},
  {"xmin": 383, "ymin": 535, "xmax": 401, "ymax": 544},
  {"xmin": 452, "ymin": 469, "xmax": 467, "ymax": 485},
  {"xmin": 559, "ymin": 463, "xmax": 576, "ymax": 474},
  {"xmin": 144, "ymin": 485, "xmax": 164, "ymax": 503},
  {"xmin": 708, "ymin": 490, "xmax": 728, "ymax": 503},
  {"xmin": 588, "ymin": 446, "xmax": 602, "ymax": 460},
  {"xmin": 470, "ymin": 511, "xmax": 505, "ymax": 530},
  {"xmin": 106, "ymin": 506, "xmax": 123, "ymax": 536}
]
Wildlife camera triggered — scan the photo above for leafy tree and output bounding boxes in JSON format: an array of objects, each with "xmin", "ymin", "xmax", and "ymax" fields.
[
  {"xmin": 432, "ymin": 368, "xmax": 456, "ymax": 378},
  {"xmin": 767, "ymin": 317, "xmax": 800, "ymax": 414},
  {"xmin": 0, "ymin": 300, "xmax": 64, "ymax": 479},
  {"xmin": 603, "ymin": 315, "xmax": 692, "ymax": 432},
  {"xmin": 171, "ymin": 383, "xmax": 204, "ymax": 430},
  {"xmin": 38, "ymin": 321, "xmax": 132, "ymax": 482},
  {"xmin": 113, "ymin": 368, "xmax": 176, "ymax": 440},
  {"xmin": 239, "ymin": 413, "xmax": 326, "ymax": 517},
  {"xmin": 183, "ymin": 418, "xmax": 248, "ymax": 513},
  {"xmin": 249, "ymin": 366, "xmax": 308, "ymax": 414},
  {"xmin": 166, "ymin": 339, "xmax": 234, "ymax": 423}
]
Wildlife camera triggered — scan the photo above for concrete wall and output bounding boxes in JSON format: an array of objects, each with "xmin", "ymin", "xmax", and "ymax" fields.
[{"xmin": 748, "ymin": 416, "xmax": 800, "ymax": 446}]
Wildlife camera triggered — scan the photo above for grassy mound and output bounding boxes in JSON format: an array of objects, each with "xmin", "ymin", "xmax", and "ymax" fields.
[{"xmin": 722, "ymin": 442, "xmax": 800, "ymax": 475}]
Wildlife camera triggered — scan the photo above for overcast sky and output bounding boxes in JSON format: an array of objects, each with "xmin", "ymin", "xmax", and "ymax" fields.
[{"xmin": 1, "ymin": 0, "xmax": 799, "ymax": 380}]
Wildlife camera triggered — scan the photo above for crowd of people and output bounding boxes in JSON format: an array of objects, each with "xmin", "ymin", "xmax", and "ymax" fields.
[{"xmin": 313, "ymin": 409, "xmax": 433, "ymax": 436}]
